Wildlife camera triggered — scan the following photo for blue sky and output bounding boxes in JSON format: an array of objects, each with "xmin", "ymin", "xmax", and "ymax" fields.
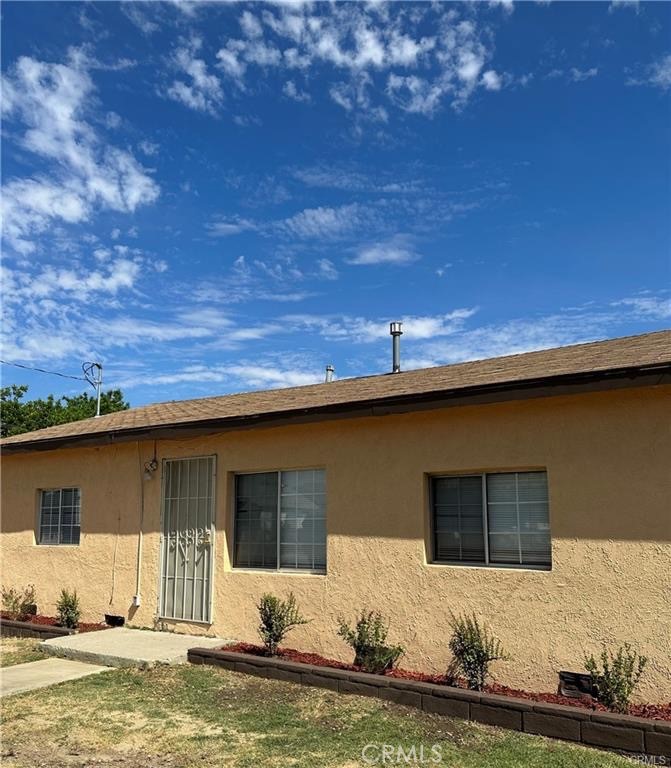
[{"xmin": 2, "ymin": 0, "xmax": 670, "ymax": 407}]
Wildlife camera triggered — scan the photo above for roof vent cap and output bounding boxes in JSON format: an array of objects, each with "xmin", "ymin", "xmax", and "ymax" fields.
[{"xmin": 390, "ymin": 322, "xmax": 403, "ymax": 373}]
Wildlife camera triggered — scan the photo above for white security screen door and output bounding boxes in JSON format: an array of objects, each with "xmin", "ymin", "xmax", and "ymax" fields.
[{"xmin": 159, "ymin": 456, "xmax": 215, "ymax": 623}]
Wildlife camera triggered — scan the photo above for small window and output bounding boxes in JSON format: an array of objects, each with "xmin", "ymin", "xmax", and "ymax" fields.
[
  {"xmin": 431, "ymin": 471, "xmax": 551, "ymax": 568},
  {"xmin": 38, "ymin": 488, "xmax": 81, "ymax": 545},
  {"xmin": 234, "ymin": 469, "xmax": 326, "ymax": 572}
]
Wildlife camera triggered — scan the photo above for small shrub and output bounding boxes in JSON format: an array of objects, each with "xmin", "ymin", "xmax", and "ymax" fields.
[
  {"xmin": 448, "ymin": 613, "xmax": 508, "ymax": 691},
  {"xmin": 2, "ymin": 584, "xmax": 37, "ymax": 619},
  {"xmin": 56, "ymin": 588, "xmax": 81, "ymax": 629},
  {"xmin": 337, "ymin": 610, "xmax": 404, "ymax": 674},
  {"xmin": 585, "ymin": 643, "xmax": 647, "ymax": 713},
  {"xmin": 257, "ymin": 592, "xmax": 308, "ymax": 656}
]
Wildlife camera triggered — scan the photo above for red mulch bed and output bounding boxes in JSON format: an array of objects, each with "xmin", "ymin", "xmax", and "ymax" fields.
[
  {"xmin": 0, "ymin": 612, "xmax": 110, "ymax": 633},
  {"xmin": 224, "ymin": 642, "xmax": 671, "ymax": 722}
]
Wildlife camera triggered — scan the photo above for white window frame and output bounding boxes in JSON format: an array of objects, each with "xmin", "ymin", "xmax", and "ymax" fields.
[
  {"xmin": 430, "ymin": 470, "xmax": 551, "ymax": 571},
  {"xmin": 232, "ymin": 468, "xmax": 326, "ymax": 574},
  {"xmin": 37, "ymin": 487, "xmax": 81, "ymax": 546}
]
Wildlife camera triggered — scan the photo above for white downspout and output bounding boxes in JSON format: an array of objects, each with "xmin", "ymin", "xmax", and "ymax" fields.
[{"xmin": 134, "ymin": 442, "xmax": 145, "ymax": 607}]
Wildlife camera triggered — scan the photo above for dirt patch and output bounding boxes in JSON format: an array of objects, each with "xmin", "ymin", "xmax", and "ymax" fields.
[{"xmin": 1, "ymin": 743, "xmax": 188, "ymax": 768}]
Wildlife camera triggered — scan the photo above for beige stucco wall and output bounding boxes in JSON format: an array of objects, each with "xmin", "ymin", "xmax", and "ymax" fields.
[{"xmin": 1, "ymin": 385, "xmax": 670, "ymax": 700}]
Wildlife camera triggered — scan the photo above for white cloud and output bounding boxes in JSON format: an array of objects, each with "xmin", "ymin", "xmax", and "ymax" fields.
[
  {"xmin": 647, "ymin": 55, "xmax": 671, "ymax": 90},
  {"xmin": 283, "ymin": 308, "xmax": 476, "ymax": 344},
  {"xmin": 329, "ymin": 71, "xmax": 388, "ymax": 122},
  {"xmin": 240, "ymin": 10, "xmax": 264, "ymax": 39},
  {"xmin": 490, "ymin": 0, "xmax": 515, "ymax": 13},
  {"xmin": 283, "ymin": 80, "xmax": 311, "ymax": 102},
  {"xmin": 138, "ymin": 140, "xmax": 159, "ymax": 156},
  {"xmin": 206, "ymin": 216, "xmax": 256, "ymax": 236},
  {"xmin": 166, "ymin": 37, "xmax": 223, "ymax": 114},
  {"xmin": 210, "ymin": 3, "xmax": 497, "ymax": 119},
  {"xmin": 120, "ymin": 360, "xmax": 323, "ymax": 392},
  {"xmin": 612, "ymin": 296, "xmax": 671, "ymax": 319},
  {"xmin": 387, "ymin": 31, "xmax": 435, "ymax": 66},
  {"xmin": 278, "ymin": 203, "xmax": 363, "ymax": 239},
  {"xmin": 569, "ymin": 67, "xmax": 598, "ymax": 82},
  {"xmin": 348, "ymin": 234, "xmax": 420, "ymax": 266},
  {"xmin": 628, "ymin": 54, "xmax": 671, "ymax": 91},
  {"xmin": 216, "ymin": 45, "xmax": 247, "ymax": 81},
  {"xmin": 404, "ymin": 297, "xmax": 670, "ymax": 369},
  {"xmin": 105, "ymin": 111, "xmax": 121, "ymax": 128},
  {"xmin": 29, "ymin": 258, "xmax": 141, "ymax": 301},
  {"xmin": 121, "ymin": 3, "xmax": 159, "ymax": 35},
  {"xmin": 1, "ymin": 51, "xmax": 159, "ymax": 254},
  {"xmin": 329, "ymin": 82, "xmax": 353, "ymax": 111},
  {"xmin": 316, "ymin": 258, "xmax": 339, "ymax": 281},
  {"xmin": 609, "ymin": 0, "xmax": 639, "ymax": 12},
  {"xmin": 386, "ymin": 74, "xmax": 443, "ymax": 115},
  {"xmin": 1, "ymin": 179, "xmax": 88, "ymax": 254},
  {"xmin": 227, "ymin": 364, "xmax": 322, "ymax": 389},
  {"xmin": 166, "ymin": 0, "xmax": 202, "ymax": 18},
  {"xmin": 291, "ymin": 165, "xmax": 424, "ymax": 194},
  {"xmin": 481, "ymin": 70, "xmax": 502, "ymax": 91}
]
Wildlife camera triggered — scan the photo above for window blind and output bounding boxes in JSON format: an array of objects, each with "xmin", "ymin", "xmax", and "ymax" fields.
[{"xmin": 486, "ymin": 472, "xmax": 550, "ymax": 566}]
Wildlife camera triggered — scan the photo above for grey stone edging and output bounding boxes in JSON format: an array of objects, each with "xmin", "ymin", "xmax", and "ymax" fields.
[
  {"xmin": 187, "ymin": 647, "xmax": 670, "ymax": 759},
  {"xmin": 0, "ymin": 618, "xmax": 76, "ymax": 639}
]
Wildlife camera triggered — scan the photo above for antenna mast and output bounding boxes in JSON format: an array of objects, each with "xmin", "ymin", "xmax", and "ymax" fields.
[{"xmin": 82, "ymin": 362, "xmax": 103, "ymax": 418}]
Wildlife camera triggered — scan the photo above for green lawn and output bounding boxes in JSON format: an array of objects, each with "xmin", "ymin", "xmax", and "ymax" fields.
[
  {"xmin": 0, "ymin": 637, "xmax": 44, "ymax": 667},
  {"xmin": 0, "ymin": 663, "xmax": 633, "ymax": 768}
]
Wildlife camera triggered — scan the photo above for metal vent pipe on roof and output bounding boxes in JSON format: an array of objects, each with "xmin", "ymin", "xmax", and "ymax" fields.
[
  {"xmin": 390, "ymin": 322, "xmax": 403, "ymax": 373},
  {"xmin": 325, "ymin": 364, "xmax": 334, "ymax": 383}
]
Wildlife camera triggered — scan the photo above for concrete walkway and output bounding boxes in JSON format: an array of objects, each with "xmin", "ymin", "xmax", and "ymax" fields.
[
  {"xmin": 1, "ymin": 657, "xmax": 109, "ymax": 697},
  {"xmin": 42, "ymin": 627, "xmax": 226, "ymax": 669}
]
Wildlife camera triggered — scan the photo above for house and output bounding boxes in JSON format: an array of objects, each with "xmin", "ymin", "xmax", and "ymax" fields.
[{"xmin": 1, "ymin": 330, "xmax": 670, "ymax": 700}]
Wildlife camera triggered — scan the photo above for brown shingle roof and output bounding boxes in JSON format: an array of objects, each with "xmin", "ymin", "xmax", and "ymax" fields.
[{"xmin": 2, "ymin": 330, "xmax": 670, "ymax": 452}]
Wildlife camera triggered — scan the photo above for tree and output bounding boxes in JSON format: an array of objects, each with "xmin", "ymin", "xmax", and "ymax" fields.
[{"xmin": 0, "ymin": 385, "xmax": 129, "ymax": 438}]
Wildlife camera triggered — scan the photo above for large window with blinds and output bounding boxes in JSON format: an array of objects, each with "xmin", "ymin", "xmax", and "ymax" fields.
[
  {"xmin": 431, "ymin": 471, "xmax": 551, "ymax": 568},
  {"xmin": 233, "ymin": 469, "xmax": 326, "ymax": 572}
]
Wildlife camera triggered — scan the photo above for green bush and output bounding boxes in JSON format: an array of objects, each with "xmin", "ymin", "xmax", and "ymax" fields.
[
  {"xmin": 448, "ymin": 613, "xmax": 508, "ymax": 691},
  {"xmin": 337, "ymin": 610, "xmax": 404, "ymax": 674},
  {"xmin": 257, "ymin": 592, "xmax": 308, "ymax": 656},
  {"xmin": 56, "ymin": 588, "xmax": 81, "ymax": 629},
  {"xmin": 1, "ymin": 584, "xmax": 37, "ymax": 619},
  {"xmin": 585, "ymin": 643, "xmax": 647, "ymax": 713}
]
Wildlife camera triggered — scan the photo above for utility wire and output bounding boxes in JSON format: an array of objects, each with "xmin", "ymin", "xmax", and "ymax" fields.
[{"xmin": 0, "ymin": 359, "xmax": 87, "ymax": 382}]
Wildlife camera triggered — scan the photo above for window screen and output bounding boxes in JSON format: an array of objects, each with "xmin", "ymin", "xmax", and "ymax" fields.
[
  {"xmin": 234, "ymin": 469, "xmax": 326, "ymax": 572},
  {"xmin": 432, "ymin": 471, "xmax": 550, "ymax": 568},
  {"xmin": 39, "ymin": 488, "xmax": 81, "ymax": 545}
]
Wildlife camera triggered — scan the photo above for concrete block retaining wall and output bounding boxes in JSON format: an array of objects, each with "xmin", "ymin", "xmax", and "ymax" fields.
[
  {"xmin": 0, "ymin": 618, "xmax": 76, "ymax": 640},
  {"xmin": 188, "ymin": 647, "xmax": 671, "ymax": 759}
]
